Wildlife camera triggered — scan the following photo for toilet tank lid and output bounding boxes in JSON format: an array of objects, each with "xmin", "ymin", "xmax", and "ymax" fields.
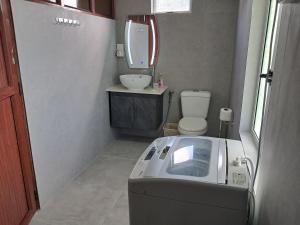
[{"xmin": 181, "ymin": 90, "xmax": 211, "ymax": 98}]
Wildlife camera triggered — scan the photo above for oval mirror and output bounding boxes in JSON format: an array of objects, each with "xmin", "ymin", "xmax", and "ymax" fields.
[{"xmin": 125, "ymin": 15, "xmax": 159, "ymax": 69}]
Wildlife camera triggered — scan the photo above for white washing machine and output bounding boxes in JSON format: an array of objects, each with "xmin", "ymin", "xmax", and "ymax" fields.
[{"xmin": 128, "ymin": 136, "xmax": 250, "ymax": 225}]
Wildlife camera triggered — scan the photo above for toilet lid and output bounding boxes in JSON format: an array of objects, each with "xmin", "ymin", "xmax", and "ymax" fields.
[{"xmin": 179, "ymin": 117, "xmax": 207, "ymax": 132}]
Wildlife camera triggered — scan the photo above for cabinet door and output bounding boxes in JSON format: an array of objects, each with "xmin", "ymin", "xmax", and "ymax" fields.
[
  {"xmin": 133, "ymin": 95, "xmax": 162, "ymax": 130},
  {"xmin": 110, "ymin": 94, "xmax": 134, "ymax": 128}
]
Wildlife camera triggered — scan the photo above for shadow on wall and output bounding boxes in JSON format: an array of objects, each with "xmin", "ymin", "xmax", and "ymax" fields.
[{"xmin": 75, "ymin": 40, "xmax": 119, "ymax": 167}]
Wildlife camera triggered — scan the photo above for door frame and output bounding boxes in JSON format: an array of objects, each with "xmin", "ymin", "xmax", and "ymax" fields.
[{"xmin": 0, "ymin": 0, "xmax": 39, "ymax": 223}]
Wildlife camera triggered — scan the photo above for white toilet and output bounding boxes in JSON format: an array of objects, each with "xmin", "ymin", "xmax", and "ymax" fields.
[{"xmin": 178, "ymin": 90, "xmax": 211, "ymax": 136}]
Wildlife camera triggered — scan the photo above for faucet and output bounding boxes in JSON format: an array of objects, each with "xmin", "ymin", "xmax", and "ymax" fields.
[
  {"xmin": 141, "ymin": 67, "xmax": 156, "ymax": 88},
  {"xmin": 151, "ymin": 66, "xmax": 156, "ymax": 88}
]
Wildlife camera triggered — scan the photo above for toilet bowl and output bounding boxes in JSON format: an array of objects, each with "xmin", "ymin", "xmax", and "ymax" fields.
[
  {"xmin": 178, "ymin": 117, "xmax": 207, "ymax": 136},
  {"xmin": 178, "ymin": 90, "xmax": 211, "ymax": 136}
]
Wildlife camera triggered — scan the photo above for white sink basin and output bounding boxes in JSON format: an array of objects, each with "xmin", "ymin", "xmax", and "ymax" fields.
[{"xmin": 120, "ymin": 74, "xmax": 152, "ymax": 90}]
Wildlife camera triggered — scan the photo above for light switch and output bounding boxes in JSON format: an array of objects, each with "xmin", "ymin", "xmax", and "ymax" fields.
[{"xmin": 116, "ymin": 44, "xmax": 125, "ymax": 57}]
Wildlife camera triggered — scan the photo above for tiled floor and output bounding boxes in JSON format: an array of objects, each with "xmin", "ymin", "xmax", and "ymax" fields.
[{"xmin": 30, "ymin": 138, "xmax": 151, "ymax": 225}]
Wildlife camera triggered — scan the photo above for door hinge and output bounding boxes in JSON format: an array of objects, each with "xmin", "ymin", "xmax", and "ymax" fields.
[
  {"xmin": 18, "ymin": 82, "xmax": 23, "ymax": 96},
  {"xmin": 260, "ymin": 70, "xmax": 274, "ymax": 84}
]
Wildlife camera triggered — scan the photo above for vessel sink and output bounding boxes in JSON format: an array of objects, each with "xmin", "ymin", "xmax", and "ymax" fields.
[{"xmin": 120, "ymin": 74, "xmax": 152, "ymax": 90}]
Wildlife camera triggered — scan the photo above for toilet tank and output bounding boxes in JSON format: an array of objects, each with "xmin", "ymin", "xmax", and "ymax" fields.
[{"xmin": 181, "ymin": 91, "xmax": 211, "ymax": 118}]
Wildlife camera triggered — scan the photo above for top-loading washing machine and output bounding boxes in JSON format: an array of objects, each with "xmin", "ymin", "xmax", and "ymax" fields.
[{"xmin": 128, "ymin": 136, "xmax": 250, "ymax": 225}]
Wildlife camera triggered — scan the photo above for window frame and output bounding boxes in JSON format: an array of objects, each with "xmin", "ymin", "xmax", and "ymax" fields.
[
  {"xmin": 26, "ymin": 0, "xmax": 115, "ymax": 20},
  {"xmin": 151, "ymin": 0, "xmax": 192, "ymax": 14},
  {"xmin": 63, "ymin": 0, "xmax": 93, "ymax": 12},
  {"xmin": 251, "ymin": 0, "xmax": 280, "ymax": 141}
]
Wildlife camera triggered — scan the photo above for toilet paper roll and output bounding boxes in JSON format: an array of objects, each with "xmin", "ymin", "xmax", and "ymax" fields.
[{"xmin": 220, "ymin": 108, "xmax": 233, "ymax": 122}]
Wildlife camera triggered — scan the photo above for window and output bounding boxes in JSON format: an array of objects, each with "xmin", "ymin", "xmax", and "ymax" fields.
[
  {"xmin": 64, "ymin": 0, "xmax": 91, "ymax": 11},
  {"xmin": 253, "ymin": 0, "xmax": 280, "ymax": 139},
  {"xmin": 27, "ymin": 0, "xmax": 114, "ymax": 19},
  {"xmin": 39, "ymin": 0, "xmax": 57, "ymax": 3},
  {"xmin": 152, "ymin": 0, "xmax": 192, "ymax": 14}
]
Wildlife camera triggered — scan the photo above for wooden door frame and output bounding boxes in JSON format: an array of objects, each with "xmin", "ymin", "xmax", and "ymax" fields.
[{"xmin": 0, "ymin": 0, "xmax": 39, "ymax": 224}]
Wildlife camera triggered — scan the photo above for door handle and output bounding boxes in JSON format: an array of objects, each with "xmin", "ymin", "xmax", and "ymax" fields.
[{"xmin": 260, "ymin": 70, "xmax": 274, "ymax": 84}]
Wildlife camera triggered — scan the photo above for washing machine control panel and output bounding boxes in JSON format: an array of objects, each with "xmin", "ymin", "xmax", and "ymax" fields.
[
  {"xmin": 144, "ymin": 147, "xmax": 156, "ymax": 160},
  {"xmin": 226, "ymin": 139, "xmax": 250, "ymax": 189},
  {"xmin": 130, "ymin": 137, "xmax": 176, "ymax": 179},
  {"xmin": 232, "ymin": 171, "xmax": 247, "ymax": 186},
  {"xmin": 159, "ymin": 146, "xmax": 170, "ymax": 160}
]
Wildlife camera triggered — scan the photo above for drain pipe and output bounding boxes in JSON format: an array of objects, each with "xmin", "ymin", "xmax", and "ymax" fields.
[{"xmin": 158, "ymin": 90, "xmax": 174, "ymax": 135}]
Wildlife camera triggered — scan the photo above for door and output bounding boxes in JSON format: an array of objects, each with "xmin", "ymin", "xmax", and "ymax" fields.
[{"xmin": 0, "ymin": 0, "xmax": 38, "ymax": 225}]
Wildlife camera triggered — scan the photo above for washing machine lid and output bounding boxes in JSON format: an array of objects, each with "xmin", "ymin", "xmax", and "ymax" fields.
[
  {"xmin": 130, "ymin": 137, "xmax": 227, "ymax": 184},
  {"xmin": 179, "ymin": 117, "xmax": 207, "ymax": 132},
  {"xmin": 159, "ymin": 137, "xmax": 222, "ymax": 183},
  {"xmin": 166, "ymin": 138, "xmax": 211, "ymax": 177}
]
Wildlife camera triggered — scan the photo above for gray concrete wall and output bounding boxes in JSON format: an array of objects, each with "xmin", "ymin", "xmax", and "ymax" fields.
[
  {"xmin": 228, "ymin": 0, "xmax": 253, "ymax": 139},
  {"xmin": 255, "ymin": 3, "xmax": 300, "ymax": 224},
  {"xmin": 11, "ymin": 0, "xmax": 118, "ymax": 206},
  {"xmin": 115, "ymin": 0, "xmax": 239, "ymax": 137}
]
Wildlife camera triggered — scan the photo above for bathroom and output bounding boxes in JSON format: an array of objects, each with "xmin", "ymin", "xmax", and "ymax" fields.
[{"xmin": 0, "ymin": 0, "xmax": 299, "ymax": 225}]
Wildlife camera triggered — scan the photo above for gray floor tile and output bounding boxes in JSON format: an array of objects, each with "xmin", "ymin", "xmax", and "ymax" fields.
[
  {"xmin": 36, "ymin": 183, "xmax": 122, "ymax": 225},
  {"xmin": 102, "ymin": 192, "xmax": 129, "ymax": 225},
  {"xmin": 74, "ymin": 156, "xmax": 136, "ymax": 191},
  {"xmin": 29, "ymin": 218, "xmax": 50, "ymax": 225},
  {"xmin": 30, "ymin": 138, "xmax": 150, "ymax": 225},
  {"xmin": 102, "ymin": 139, "xmax": 150, "ymax": 160}
]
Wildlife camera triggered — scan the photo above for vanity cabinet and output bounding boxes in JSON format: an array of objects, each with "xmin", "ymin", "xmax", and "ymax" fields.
[{"xmin": 109, "ymin": 92, "xmax": 164, "ymax": 130}]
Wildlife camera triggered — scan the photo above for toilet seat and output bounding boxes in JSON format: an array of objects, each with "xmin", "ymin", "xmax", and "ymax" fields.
[{"xmin": 178, "ymin": 117, "xmax": 207, "ymax": 136}]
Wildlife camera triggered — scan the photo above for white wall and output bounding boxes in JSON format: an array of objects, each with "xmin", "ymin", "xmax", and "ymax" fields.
[
  {"xmin": 229, "ymin": 0, "xmax": 270, "ymax": 140},
  {"xmin": 11, "ymin": 0, "xmax": 117, "ymax": 206},
  {"xmin": 228, "ymin": 0, "xmax": 253, "ymax": 139}
]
